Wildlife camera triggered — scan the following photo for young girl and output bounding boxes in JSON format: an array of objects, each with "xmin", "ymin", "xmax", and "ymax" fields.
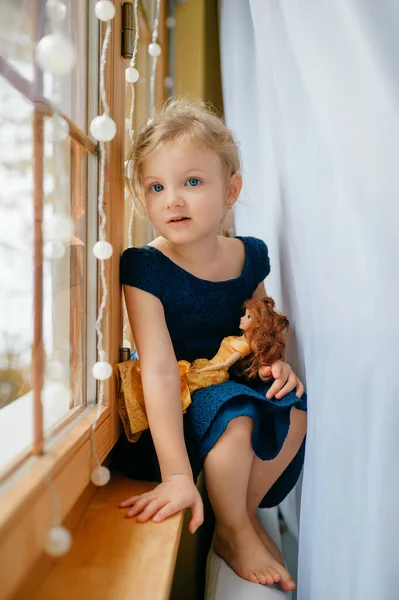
[{"xmin": 118, "ymin": 98, "xmax": 307, "ymax": 591}]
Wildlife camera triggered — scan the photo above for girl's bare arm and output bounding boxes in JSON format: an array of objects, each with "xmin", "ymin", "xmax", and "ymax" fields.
[
  {"xmin": 123, "ymin": 284, "xmax": 191, "ymax": 478},
  {"xmin": 120, "ymin": 284, "xmax": 203, "ymax": 533}
]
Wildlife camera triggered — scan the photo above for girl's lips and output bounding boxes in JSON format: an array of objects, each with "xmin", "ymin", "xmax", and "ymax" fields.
[{"xmin": 167, "ymin": 217, "xmax": 191, "ymax": 227}]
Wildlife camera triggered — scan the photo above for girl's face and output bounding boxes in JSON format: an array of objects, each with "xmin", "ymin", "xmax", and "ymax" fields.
[
  {"xmin": 240, "ymin": 309, "xmax": 254, "ymax": 332},
  {"xmin": 140, "ymin": 139, "xmax": 241, "ymax": 244}
]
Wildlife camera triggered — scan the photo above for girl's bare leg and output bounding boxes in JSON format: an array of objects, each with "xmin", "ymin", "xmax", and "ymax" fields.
[
  {"xmin": 247, "ymin": 407, "xmax": 307, "ymax": 565},
  {"xmin": 203, "ymin": 416, "xmax": 295, "ymax": 589}
]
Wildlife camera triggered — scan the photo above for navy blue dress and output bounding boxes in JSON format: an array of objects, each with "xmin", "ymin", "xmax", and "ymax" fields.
[{"xmin": 117, "ymin": 236, "xmax": 307, "ymax": 508}]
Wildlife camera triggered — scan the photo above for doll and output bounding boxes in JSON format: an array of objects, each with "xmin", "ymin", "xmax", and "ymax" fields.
[{"xmin": 114, "ymin": 296, "xmax": 289, "ymax": 442}]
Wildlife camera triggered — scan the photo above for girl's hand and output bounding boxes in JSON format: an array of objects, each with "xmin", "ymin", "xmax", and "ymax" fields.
[
  {"xmin": 119, "ymin": 474, "xmax": 204, "ymax": 534},
  {"xmin": 259, "ymin": 360, "xmax": 304, "ymax": 400}
]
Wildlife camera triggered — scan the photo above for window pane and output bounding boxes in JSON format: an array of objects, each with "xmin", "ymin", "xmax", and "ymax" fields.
[
  {"xmin": 0, "ymin": 1, "xmax": 93, "ymax": 467},
  {"xmin": 0, "ymin": 0, "xmax": 36, "ymax": 81},
  {"xmin": 0, "ymin": 79, "xmax": 34, "ymax": 411},
  {"xmin": 0, "ymin": 77, "xmax": 35, "ymax": 472},
  {"xmin": 42, "ymin": 133, "xmax": 89, "ymax": 430},
  {"xmin": 0, "ymin": 0, "xmax": 88, "ymax": 129}
]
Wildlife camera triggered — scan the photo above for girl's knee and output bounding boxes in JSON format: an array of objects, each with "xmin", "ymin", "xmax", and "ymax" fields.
[
  {"xmin": 224, "ymin": 416, "xmax": 254, "ymax": 440},
  {"xmin": 209, "ymin": 416, "xmax": 254, "ymax": 453}
]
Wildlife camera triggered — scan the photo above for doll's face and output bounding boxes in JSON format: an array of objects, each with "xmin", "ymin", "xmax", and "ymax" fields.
[{"xmin": 239, "ymin": 309, "xmax": 253, "ymax": 332}]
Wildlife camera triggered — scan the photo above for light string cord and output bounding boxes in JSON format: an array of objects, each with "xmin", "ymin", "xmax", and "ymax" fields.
[
  {"xmin": 150, "ymin": 0, "xmax": 161, "ymax": 118},
  {"xmin": 45, "ymin": 467, "xmax": 62, "ymax": 526},
  {"xmin": 91, "ymin": 18, "xmax": 112, "ymax": 464},
  {"xmin": 123, "ymin": 0, "xmax": 139, "ymax": 343}
]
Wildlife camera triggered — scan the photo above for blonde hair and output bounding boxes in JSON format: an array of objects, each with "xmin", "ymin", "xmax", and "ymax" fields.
[{"xmin": 126, "ymin": 97, "xmax": 241, "ymax": 216}]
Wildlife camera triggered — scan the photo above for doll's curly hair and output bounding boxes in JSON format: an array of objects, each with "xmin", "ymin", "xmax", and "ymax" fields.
[{"xmin": 234, "ymin": 297, "xmax": 289, "ymax": 381}]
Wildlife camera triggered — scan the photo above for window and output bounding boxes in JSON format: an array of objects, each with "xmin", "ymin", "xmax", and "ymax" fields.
[{"xmin": 0, "ymin": 0, "xmax": 97, "ymax": 474}]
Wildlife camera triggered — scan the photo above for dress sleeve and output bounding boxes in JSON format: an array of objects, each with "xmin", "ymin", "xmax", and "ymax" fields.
[
  {"xmin": 228, "ymin": 337, "xmax": 252, "ymax": 358},
  {"xmin": 120, "ymin": 246, "xmax": 163, "ymax": 300},
  {"xmin": 249, "ymin": 237, "xmax": 271, "ymax": 284}
]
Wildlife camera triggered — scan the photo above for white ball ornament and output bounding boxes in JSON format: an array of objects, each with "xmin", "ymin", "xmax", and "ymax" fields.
[
  {"xmin": 95, "ymin": 0, "xmax": 115, "ymax": 21},
  {"xmin": 148, "ymin": 42, "xmax": 162, "ymax": 57},
  {"xmin": 91, "ymin": 465, "xmax": 111, "ymax": 486},
  {"xmin": 90, "ymin": 114, "xmax": 116, "ymax": 142},
  {"xmin": 45, "ymin": 214, "xmax": 74, "ymax": 243},
  {"xmin": 92, "ymin": 361, "xmax": 113, "ymax": 381},
  {"xmin": 44, "ymin": 526, "xmax": 72, "ymax": 557},
  {"xmin": 46, "ymin": 0, "xmax": 67, "ymax": 22},
  {"xmin": 166, "ymin": 16, "xmax": 176, "ymax": 28},
  {"xmin": 35, "ymin": 33, "xmax": 76, "ymax": 76},
  {"xmin": 93, "ymin": 240, "xmax": 113, "ymax": 260},
  {"xmin": 125, "ymin": 67, "xmax": 139, "ymax": 83}
]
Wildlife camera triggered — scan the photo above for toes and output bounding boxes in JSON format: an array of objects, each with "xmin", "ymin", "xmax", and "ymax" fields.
[
  {"xmin": 261, "ymin": 570, "xmax": 275, "ymax": 585},
  {"xmin": 268, "ymin": 567, "xmax": 281, "ymax": 583},
  {"xmin": 280, "ymin": 577, "xmax": 296, "ymax": 591},
  {"xmin": 249, "ymin": 572, "xmax": 259, "ymax": 584},
  {"xmin": 256, "ymin": 571, "xmax": 267, "ymax": 585}
]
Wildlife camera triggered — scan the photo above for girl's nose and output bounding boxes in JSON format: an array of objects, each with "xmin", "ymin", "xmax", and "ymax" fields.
[{"xmin": 165, "ymin": 189, "xmax": 184, "ymax": 209}]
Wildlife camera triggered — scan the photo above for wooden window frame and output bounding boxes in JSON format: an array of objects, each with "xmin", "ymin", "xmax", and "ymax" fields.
[
  {"xmin": 0, "ymin": 2, "xmax": 168, "ymax": 598},
  {"xmin": 0, "ymin": 5, "xmax": 122, "ymax": 599}
]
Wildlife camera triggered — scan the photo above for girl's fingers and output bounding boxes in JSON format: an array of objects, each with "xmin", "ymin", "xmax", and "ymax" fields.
[
  {"xmin": 126, "ymin": 497, "xmax": 153, "ymax": 518},
  {"xmin": 271, "ymin": 361, "xmax": 283, "ymax": 379},
  {"xmin": 295, "ymin": 379, "xmax": 305, "ymax": 398},
  {"xmin": 265, "ymin": 377, "xmax": 285, "ymax": 399},
  {"xmin": 258, "ymin": 365, "xmax": 273, "ymax": 381},
  {"xmin": 275, "ymin": 373, "xmax": 298, "ymax": 399},
  {"xmin": 136, "ymin": 500, "xmax": 168, "ymax": 523},
  {"xmin": 152, "ymin": 502, "xmax": 177, "ymax": 523},
  {"xmin": 189, "ymin": 496, "xmax": 204, "ymax": 534}
]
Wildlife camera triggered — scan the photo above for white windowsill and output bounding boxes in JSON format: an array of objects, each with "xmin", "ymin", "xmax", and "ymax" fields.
[{"xmin": 0, "ymin": 391, "xmax": 71, "ymax": 473}]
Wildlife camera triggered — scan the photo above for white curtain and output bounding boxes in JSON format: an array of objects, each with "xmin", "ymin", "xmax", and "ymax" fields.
[{"xmin": 220, "ymin": 1, "xmax": 399, "ymax": 599}]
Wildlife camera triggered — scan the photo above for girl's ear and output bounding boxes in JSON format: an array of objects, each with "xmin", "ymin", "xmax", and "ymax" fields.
[{"xmin": 226, "ymin": 172, "xmax": 242, "ymax": 208}]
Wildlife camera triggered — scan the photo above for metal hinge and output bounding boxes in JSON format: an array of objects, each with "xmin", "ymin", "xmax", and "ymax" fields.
[{"xmin": 121, "ymin": 2, "xmax": 134, "ymax": 59}]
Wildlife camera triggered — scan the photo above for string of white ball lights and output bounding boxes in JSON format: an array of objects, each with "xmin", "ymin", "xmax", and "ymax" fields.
[
  {"xmin": 35, "ymin": 0, "xmax": 76, "ymax": 557},
  {"xmin": 35, "ymin": 0, "xmax": 166, "ymax": 557},
  {"xmin": 88, "ymin": 0, "xmax": 118, "ymax": 489},
  {"xmin": 34, "ymin": 0, "xmax": 117, "ymax": 557}
]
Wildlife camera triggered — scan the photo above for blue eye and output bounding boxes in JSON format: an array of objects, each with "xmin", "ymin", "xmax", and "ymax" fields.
[
  {"xmin": 150, "ymin": 183, "xmax": 163, "ymax": 193},
  {"xmin": 186, "ymin": 178, "xmax": 201, "ymax": 187}
]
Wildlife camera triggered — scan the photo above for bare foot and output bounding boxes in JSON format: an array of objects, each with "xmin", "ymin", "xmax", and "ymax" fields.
[
  {"xmin": 251, "ymin": 515, "xmax": 285, "ymax": 565},
  {"xmin": 213, "ymin": 522, "xmax": 296, "ymax": 590}
]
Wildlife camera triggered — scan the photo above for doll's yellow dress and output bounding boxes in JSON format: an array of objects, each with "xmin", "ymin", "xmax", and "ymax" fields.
[{"xmin": 114, "ymin": 336, "xmax": 251, "ymax": 442}]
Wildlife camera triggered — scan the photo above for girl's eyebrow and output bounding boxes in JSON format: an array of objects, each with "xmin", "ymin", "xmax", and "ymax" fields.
[
  {"xmin": 182, "ymin": 168, "xmax": 207, "ymax": 175},
  {"xmin": 143, "ymin": 168, "xmax": 207, "ymax": 183}
]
